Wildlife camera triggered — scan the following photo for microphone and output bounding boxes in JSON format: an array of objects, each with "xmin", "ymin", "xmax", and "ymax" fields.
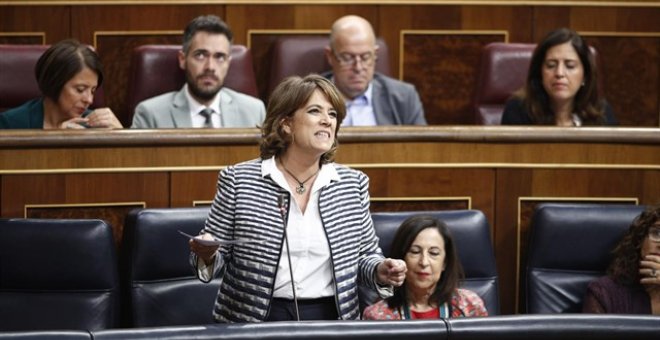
[{"xmin": 278, "ymin": 193, "xmax": 300, "ymax": 321}]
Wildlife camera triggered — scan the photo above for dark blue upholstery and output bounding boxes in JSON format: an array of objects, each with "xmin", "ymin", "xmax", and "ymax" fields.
[
  {"xmin": 447, "ymin": 314, "xmax": 660, "ymax": 340},
  {"xmin": 121, "ymin": 207, "xmax": 219, "ymax": 327},
  {"xmin": 0, "ymin": 331, "xmax": 91, "ymax": 339},
  {"xmin": 91, "ymin": 315, "xmax": 660, "ymax": 340},
  {"xmin": 93, "ymin": 320, "xmax": 448, "ymax": 340},
  {"xmin": 525, "ymin": 203, "xmax": 646, "ymax": 313},
  {"xmin": 0, "ymin": 218, "xmax": 119, "ymax": 331},
  {"xmin": 368, "ymin": 210, "xmax": 499, "ymax": 315}
]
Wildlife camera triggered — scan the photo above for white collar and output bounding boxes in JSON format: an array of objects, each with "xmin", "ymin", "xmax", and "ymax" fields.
[
  {"xmin": 331, "ymin": 76, "xmax": 373, "ymax": 105},
  {"xmin": 184, "ymin": 83, "xmax": 222, "ymax": 115},
  {"xmin": 261, "ymin": 156, "xmax": 340, "ymax": 194}
]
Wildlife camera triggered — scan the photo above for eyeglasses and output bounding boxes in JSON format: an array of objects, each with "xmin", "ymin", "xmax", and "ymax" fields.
[
  {"xmin": 648, "ymin": 227, "xmax": 660, "ymax": 242},
  {"xmin": 333, "ymin": 51, "xmax": 377, "ymax": 68}
]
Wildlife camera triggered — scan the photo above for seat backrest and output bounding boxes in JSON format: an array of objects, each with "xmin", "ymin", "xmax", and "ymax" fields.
[
  {"xmin": 93, "ymin": 320, "xmax": 448, "ymax": 340},
  {"xmin": 525, "ymin": 203, "xmax": 646, "ymax": 313},
  {"xmin": 472, "ymin": 42, "xmax": 535, "ymax": 125},
  {"xmin": 267, "ymin": 35, "xmax": 391, "ymax": 98},
  {"xmin": 125, "ymin": 44, "xmax": 258, "ymax": 122},
  {"xmin": 121, "ymin": 207, "xmax": 219, "ymax": 327},
  {"xmin": 369, "ymin": 210, "xmax": 499, "ymax": 315},
  {"xmin": 446, "ymin": 314, "xmax": 660, "ymax": 340},
  {"xmin": 0, "ymin": 44, "xmax": 105, "ymax": 113},
  {"xmin": 0, "ymin": 218, "xmax": 119, "ymax": 331},
  {"xmin": 0, "ymin": 330, "xmax": 92, "ymax": 340}
]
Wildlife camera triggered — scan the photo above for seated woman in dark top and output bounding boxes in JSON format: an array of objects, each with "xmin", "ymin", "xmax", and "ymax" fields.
[
  {"xmin": 583, "ymin": 206, "xmax": 660, "ymax": 314},
  {"xmin": 500, "ymin": 28, "xmax": 616, "ymax": 126},
  {"xmin": 0, "ymin": 39, "xmax": 122, "ymax": 129}
]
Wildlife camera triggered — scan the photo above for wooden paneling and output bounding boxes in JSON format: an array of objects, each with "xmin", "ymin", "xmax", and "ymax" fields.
[
  {"xmin": 0, "ymin": 33, "xmax": 44, "ymax": 45},
  {"xmin": 2, "ymin": 127, "xmax": 658, "ymax": 314},
  {"xmin": 170, "ymin": 171, "xmax": 220, "ymax": 207},
  {"xmin": 370, "ymin": 199, "xmax": 470, "ymax": 213},
  {"xmin": 0, "ymin": 3, "xmax": 658, "ymax": 126},
  {"xmin": 27, "ymin": 203, "xmax": 145, "ymax": 248},
  {"xmin": 1, "ymin": 172, "xmax": 170, "ymax": 245},
  {"xmin": 95, "ymin": 33, "xmax": 182, "ymax": 126},
  {"xmin": 0, "ymin": 6, "xmax": 69, "ymax": 43},
  {"xmin": 402, "ymin": 32, "xmax": 506, "ymax": 125},
  {"xmin": 585, "ymin": 35, "xmax": 659, "ymax": 127}
]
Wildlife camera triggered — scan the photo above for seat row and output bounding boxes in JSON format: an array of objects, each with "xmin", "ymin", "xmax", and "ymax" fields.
[
  {"xmin": 2, "ymin": 316, "xmax": 659, "ymax": 340},
  {"xmin": 1, "ymin": 38, "xmax": 541, "ymax": 126},
  {"xmin": 0, "ymin": 204, "xmax": 646, "ymax": 332}
]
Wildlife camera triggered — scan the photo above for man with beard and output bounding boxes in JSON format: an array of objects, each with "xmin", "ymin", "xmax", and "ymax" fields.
[
  {"xmin": 323, "ymin": 15, "xmax": 426, "ymax": 126},
  {"xmin": 131, "ymin": 15, "xmax": 265, "ymax": 128}
]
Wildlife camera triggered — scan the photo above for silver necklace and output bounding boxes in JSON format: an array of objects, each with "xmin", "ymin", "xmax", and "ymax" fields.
[{"xmin": 281, "ymin": 163, "xmax": 320, "ymax": 195}]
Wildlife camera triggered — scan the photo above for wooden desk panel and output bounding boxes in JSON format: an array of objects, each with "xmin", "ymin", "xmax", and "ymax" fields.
[{"xmin": 1, "ymin": 126, "xmax": 659, "ymax": 314}]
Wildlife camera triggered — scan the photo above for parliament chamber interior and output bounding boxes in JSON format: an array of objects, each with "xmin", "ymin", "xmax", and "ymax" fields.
[{"xmin": 1, "ymin": 0, "xmax": 659, "ymax": 338}]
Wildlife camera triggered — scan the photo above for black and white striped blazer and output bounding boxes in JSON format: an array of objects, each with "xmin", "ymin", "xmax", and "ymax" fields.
[{"xmin": 196, "ymin": 158, "xmax": 385, "ymax": 322}]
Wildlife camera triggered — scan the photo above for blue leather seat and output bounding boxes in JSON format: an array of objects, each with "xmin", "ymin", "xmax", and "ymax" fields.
[
  {"xmin": 525, "ymin": 203, "xmax": 646, "ymax": 313},
  {"xmin": 121, "ymin": 207, "xmax": 219, "ymax": 327},
  {"xmin": 0, "ymin": 330, "xmax": 91, "ymax": 340},
  {"xmin": 93, "ymin": 320, "xmax": 447, "ymax": 340},
  {"xmin": 367, "ymin": 210, "xmax": 499, "ymax": 315},
  {"xmin": 447, "ymin": 314, "xmax": 660, "ymax": 340},
  {"xmin": 0, "ymin": 218, "xmax": 119, "ymax": 331}
]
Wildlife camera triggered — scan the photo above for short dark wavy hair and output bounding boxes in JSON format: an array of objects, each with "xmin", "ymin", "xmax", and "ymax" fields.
[
  {"xmin": 607, "ymin": 205, "xmax": 660, "ymax": 286},
  {"xmin": 182, "ymin": 15, "xmax": 233, "ymax": 54},
  {"xmin": 385, "ymin": 215, "xmax": 464, "ymax": 311},
  {"xmin": 259, "ymin": 74, "xmax": 346, "ymax": 164},
  {"xmin": 35, "ymin": 39, "xmax": 103, "ymax": 102}
]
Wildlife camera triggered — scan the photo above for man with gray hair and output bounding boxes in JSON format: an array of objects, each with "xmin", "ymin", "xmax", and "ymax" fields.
[{"xmin": 324, "ymin": 15, "xmax": 426, "ymax": 126}]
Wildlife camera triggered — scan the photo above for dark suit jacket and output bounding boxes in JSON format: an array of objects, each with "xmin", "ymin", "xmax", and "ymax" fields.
[
  {"xmin": 501, "ymin": 97, "xmax": 617, "ymax": 125},
  {"xmin": 324, "ymin": 72, "xmax": 427, "ymax": 125},
  {"xmin": 0, "ymin": 98, "xmax": 44, "ymax": 129}
]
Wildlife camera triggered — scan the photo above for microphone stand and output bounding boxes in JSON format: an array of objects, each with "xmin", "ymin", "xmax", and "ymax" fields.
[{"xmin": 278, "ymin": 194, "xmax": 300, "ymax": 321}]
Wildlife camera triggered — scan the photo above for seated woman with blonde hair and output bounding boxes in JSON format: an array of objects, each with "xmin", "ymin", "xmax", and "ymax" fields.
[{"xmin": 363, "ymin": 215, "xmax": 488, "ymax": 319}]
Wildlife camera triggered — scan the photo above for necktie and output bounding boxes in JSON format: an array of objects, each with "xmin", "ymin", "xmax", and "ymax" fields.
[{"xmin": 199, "ymin": 108, "xmax": 214, "ymax": 128}]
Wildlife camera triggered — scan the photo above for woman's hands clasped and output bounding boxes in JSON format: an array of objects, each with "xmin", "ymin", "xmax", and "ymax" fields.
[{"xmin": 61, "ymin": 107, "xmax": 123, "ymax": 129}]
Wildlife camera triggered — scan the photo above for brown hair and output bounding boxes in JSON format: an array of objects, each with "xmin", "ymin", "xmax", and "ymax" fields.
[
  {"xmin": 386, "ymin": 215, "xmax": 464, "ymax": 311},
  {"xmin": 182, "ymin": 15, "xmax": 233, "ymax": 54},
  {"xmin": 517, "ymin": 28, "xmax": 607, "ymax": 125},
  {"xmin": 608, "ymin": 205, "xmax": 660, "ymax": 286},
  {"xmin": 35, "ymin": 39, "xmax": 103, "ymax": 102},
  {"xmin": 259, "ymin": 74, "xmax": 346, "ymax": 164}
]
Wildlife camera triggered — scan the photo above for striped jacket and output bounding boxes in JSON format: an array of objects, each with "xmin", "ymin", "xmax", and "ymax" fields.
[{"xmin": 195, "ymin": 158, "xmax": 385, "ymax": 322}]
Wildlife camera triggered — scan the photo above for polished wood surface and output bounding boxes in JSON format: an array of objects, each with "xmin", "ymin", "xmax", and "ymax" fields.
[
  {"xmin": 1, "ymin": 126, "xmax": 659, "ymax": 314},
  {"xmin": 1, "ymin": 2, "xmax": 658, "ymax": 126}
]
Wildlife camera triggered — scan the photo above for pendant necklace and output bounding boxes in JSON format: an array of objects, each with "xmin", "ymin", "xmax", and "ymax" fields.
[{"xmin": 281, "ymin": 163, "xmax": 320, "ymax": 195}]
